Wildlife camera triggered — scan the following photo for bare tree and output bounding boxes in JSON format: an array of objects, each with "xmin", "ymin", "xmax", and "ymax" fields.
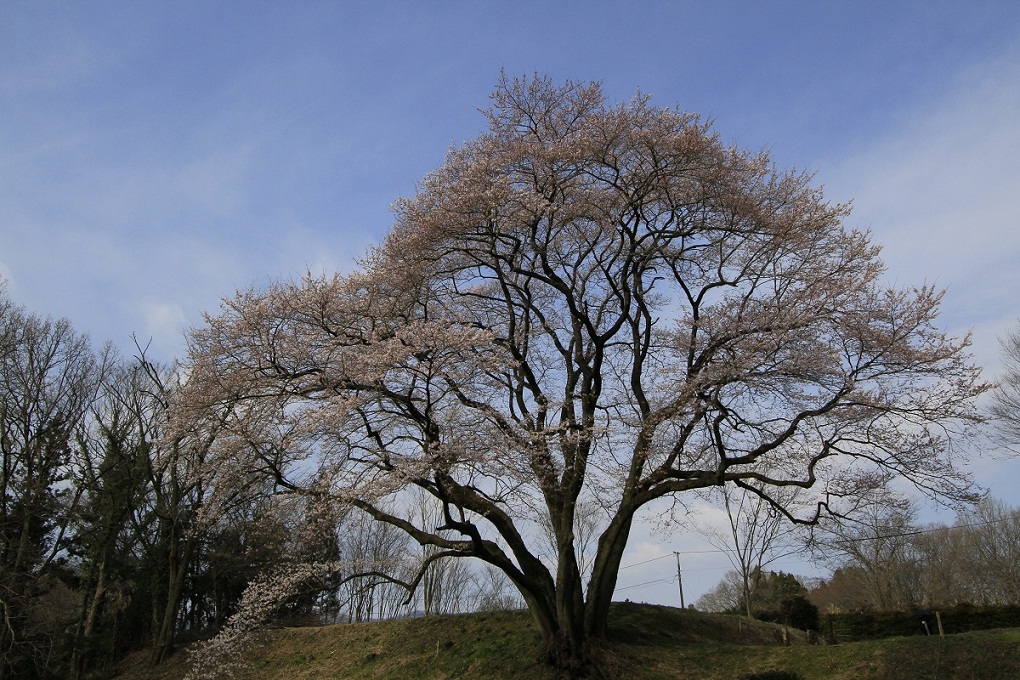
[
  {"xmin": 698, "ymin": 484, "xmax": 803, "ymax": 617},
  {"xmin": 70, "ymin": 356, "xmax": 161, "ymax": 679},
  {"xmin": 471, "ymin": 562, "xmax": 525, "ymax": 612},
  {"xmin": 910, "ymin": 522, "xmax": 972, "ymax": 607},
  {"xmin": 0, "ymin": 287, "xmax": 107, "ymax": 679},
  {"xmin": 411, "ymin": 488, "xmax": 476, "ymax": 616},
  {"xmin": 956, "ymin": 497, "xmax": 1020, "ymax": 605},
  {"xmin": 992, "ymin": 324, "xmax": 1020, "ymax": 446},
  {"xmin": 179, "ymin": 76, "xmax": 989, "ymax": 675},
  {"xmin": 810, "ymin": 500, "xmax": 922, "ymax": 611},
  {"xmin": 336, "ymin": 508, "xmax": 413, "ymax": 622},
  {"xmin": 694, "ymin": 570, "xmax": 745, "ymax": 613},
  {"xmin": 124, "ymin": 349, "xmax": 241, "ymax": 666},
  {"xmin": 812, "ymin": 498, "xmax": 1020, "ymax": 611}
]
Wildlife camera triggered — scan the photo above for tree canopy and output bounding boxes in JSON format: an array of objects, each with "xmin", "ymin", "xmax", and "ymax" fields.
[{"xmin": 181, "ymin": 75, "xmax": 987, "ymax": 675}]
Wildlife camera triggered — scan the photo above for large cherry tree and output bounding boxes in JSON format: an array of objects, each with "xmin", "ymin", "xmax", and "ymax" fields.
[{"xmin": 180, "ymin": 75, "xmax": 986, "ymax": 674}]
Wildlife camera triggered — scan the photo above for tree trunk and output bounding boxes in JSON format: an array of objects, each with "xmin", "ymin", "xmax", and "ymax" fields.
[
  {"xmin": 553, "ymin": 542, "xmax": 590, "ymax": 676},
  {"xmin": 150, "ymin": 528, "xmax": 195, "ymax": 666},
  {"xmin": 516, "ymin": 580, "xmax": 591, "ymax": 678},
  {"xmin": 584, "ymin": 507, "xmax": 636, "ymax": 641},
  {"xmin": 71, "ymin": 557, "xmax": 107, "ymax": 680},
  {"xmin": 519, "ymin": 505, "xmax": 640, "ymax": 677}
]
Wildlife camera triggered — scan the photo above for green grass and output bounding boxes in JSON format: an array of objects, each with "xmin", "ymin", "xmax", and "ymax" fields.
[{"xmin": 115, "ymin": 603, "xmax": 1020, "ymax": 679}]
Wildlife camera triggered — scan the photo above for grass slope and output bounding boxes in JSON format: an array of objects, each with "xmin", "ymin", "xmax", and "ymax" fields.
[{"xmin": 116, "ymin": 603, "xmax": 1020, "ymax": 679}]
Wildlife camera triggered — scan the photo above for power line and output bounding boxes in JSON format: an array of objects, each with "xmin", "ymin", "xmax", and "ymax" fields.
[
  {"xmin": 615, "ymin": 514, "xmax": 1017, "ymax": 573},
  {"xmin": 817, "ymin": 514, "xmax": 1015, "ymax": 544},
  {"xmin": 618, "ymin": 554, "xmax": 672, "ymax": 570},
  {"xmin": 617, "ymin": 544, "xmax": 803, "ymax": 571},
  {"xmin": 616, "ymin": 577, "xmax": 675, "ymax": 593}
]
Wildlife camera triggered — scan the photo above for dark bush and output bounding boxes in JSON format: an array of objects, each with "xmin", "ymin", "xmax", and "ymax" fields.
[
  {"xmin": 753, "ymin": 595, "xmax": 820, "ymax": 631},
  {"xmin": 826, "ymin": 604, "xmax": 1020, "ymax": 642},
  {"xmin": 741, "ymin": 671, "xmax": 805, "ymax": 680},
  {"xmin": 780, "ymin": 595, "xmax": 819, "ymax": 631}
]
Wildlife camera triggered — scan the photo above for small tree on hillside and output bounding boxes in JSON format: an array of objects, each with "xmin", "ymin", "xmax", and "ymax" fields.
[
  {"xmin": 179, "ymin": 75, "xmax": 988, "ymax": 675},
  {"xmin": 695, "ymin": 570, "xmax": 748, "ymax": 613},
  {"xmin": 692, "ymin": 483, "xmax": 803, "ymax": 617}
]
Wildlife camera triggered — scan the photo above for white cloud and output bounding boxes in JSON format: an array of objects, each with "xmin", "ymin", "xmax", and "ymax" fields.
[
  {"xmin": 141, "ymin": 301, "xmax": 189, "ymax": 351},
  {"xmin": 821, "ymin": 45, "xmax": 1020, "ymax": 512},
  {"xmin": 825, "ymin": 44, "xmax": 1020, "ymax": 373}
]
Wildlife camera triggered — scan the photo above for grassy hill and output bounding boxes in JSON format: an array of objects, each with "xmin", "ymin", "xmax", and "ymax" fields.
[{"xmin": 115, "ymin": 603, "xmax": 1020, "ymax": 679}]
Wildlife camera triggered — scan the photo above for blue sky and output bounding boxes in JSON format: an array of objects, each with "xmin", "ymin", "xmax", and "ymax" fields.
[{"xmin": 3, "ymin": 1, "xmax": 1020, "ymax": 603}]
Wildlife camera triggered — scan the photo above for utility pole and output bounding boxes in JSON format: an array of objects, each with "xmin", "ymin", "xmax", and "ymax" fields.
[{"xmin": 674, "ymin": 552, "xmax": 686, "ymax": 609}]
